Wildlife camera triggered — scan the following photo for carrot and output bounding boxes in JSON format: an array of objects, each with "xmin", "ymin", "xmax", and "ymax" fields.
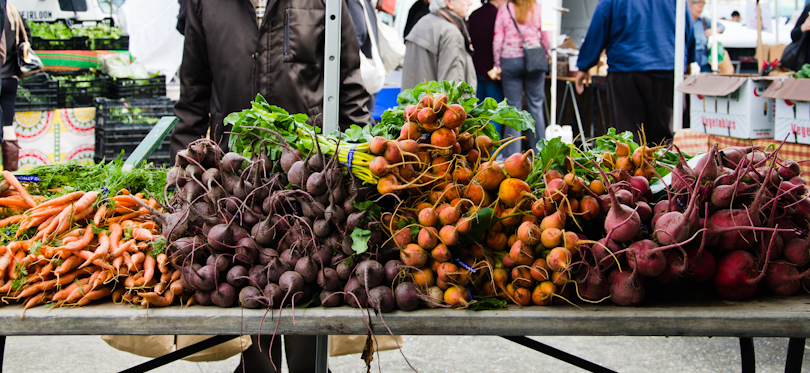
[
  {"xmin": 139, "ymin": 220, "xmax": 158, "ymax": 230},
  {"xmin": 30, "ymin": 191, "xmax": 83, "ymax": 211},
  {"xmin": 23, "ymin": 291, "xmax": 48, "ymax": 311},
  {"xmin": 139, "ymin": 290, "xmax": 174, "ymax": 307},
  {"xmin": 0, "ymin": 214, "xmax": 24, "ymax": 228},
  {"xmin": 54, "ymin": 255, "xmax": 82, "ymax": 275},
  {"xmin": 2, "ymin": 171, "xmax": 36, "ymax": 208},
  {"xmin": 120, "ymin": 220, "xmax": 136, "ymax": 229},
  {"xmin": 143, "ymin": 254, "xmax": 156, "ymax": 285},
  {"xmin": 156, "ymin": 253, "xmax": 168, "ymax": 274},
  {"xmin": 147, "ymin": 198, "xmax": 157, "ymax": 208},
  {"xmin": 72, "ymin": 191, "xmax": 99, "ymax": 215},
  {"xmin": 20, "ymin": 214, "xmax": 51, "ymax": 231},
  {"xmin": 61, "ymin": 236, "xmax": 79, "ymax": 244},
  {"xmin": 131, "ymin": 228, "xmax": 153, "ymax": 241},
  {"xmin": 118, "ymin": 189, "xmax": 130, "ymax": 195},
  {"xmin": 108, "ymin": 223, "xmax": 122, "ymax": 251},
  {"xmin": 93, "ymin": 205, "xmax": 107, "ymax": 226},
  {"xmin": 77, "ymin": 287, "xmax": 111, "ymax": 306},
  {"xmin": 107, "ymin": 211, "xmax": 140, "ymax": 224},
  {"xmin": 62, "ymin": 228, "xmax": 83, "ymax": 238},
  {"xmin": 114, "ymin": 205, "xmax": 137, "ymax": 215},
  {"xmin": 46, "ymin": 205, "xmax": 74, "ymax": 239},
  {"xmin": 0, "ymin": 198, "xmax": 34, "ymax": 209},
  {"xmin": 59, "ymin": 227, "xmax": 95, "ymax": 253},
  {"xmin": 79, "ymin": 232, "xmax": 110, "ymax": 269},
  {"xmin": 123, "ymin": 252, "xmax": 134, "ymax": 272},
  {"xmin": 9, "ymin": 251, "xmax": 25, "ymax": 279},
  {"xmin": 131, "ymin": 252, "xmax": 145, "ymax": 272},
  {"xmin": 66, "ymin": 283, "xmax": 94, "ymax": 303},
  {"xmin": 112, "ymin": 239, "xmax": 135, "ymax": 258},
  {"xmin": 112, "ymin": 287, "xmax": 125, "ymax": 303},
  {"xmin": 170, "ymin": 269, "xmax": 181, "ymax": 283},
  {"xmin": 112, "ymin": 256, "xmax": 123, "ymax": 273},
  {"xmin": 52, "ymin": 280, "xmax": 84, "ymax": 301}
]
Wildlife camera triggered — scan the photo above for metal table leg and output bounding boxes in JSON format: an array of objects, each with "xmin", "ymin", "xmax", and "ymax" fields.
[
  {"xmin": 119, "ymin": 335, "xmax": 237, "ymax": 373},
  {"xmin": 315, "ymin": 335, "xmax": 329, "ymax": 373},
  {"xmin": 557, "ymin": 82, "xmax": 569, "ymax": 125},
  {"xmin": 785, "ymin": 338, "xmax": 805, "ymax": 373},
  {"xmin": 740, "ymin": 337, "xmax": 756, "ymax": 373},
  {"xmin": 503, "ymin": 336, "xmax": 616, "ymax": 373},
  {"xmin": 0, "ymin": 335, "xmax": 5, "ymax": 373},
  {"xmin": 566, "ymin": 82, "xmax": 588, "ymax": 149}
]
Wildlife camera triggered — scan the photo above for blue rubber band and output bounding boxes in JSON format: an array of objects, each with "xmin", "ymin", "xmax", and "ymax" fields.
[
  {"xmin": 466, "ymin": 287, "xmax": 475, "ymax": 302},
  {"xmin": 347, "ymin": 145, "xmax": 358, "ymax": 176},
  {"xmin": 419, "ymin": 133, "xmax": 430, "ymax": 142},
  {"xmin": 454, "ymin": 258, "xmax": 477, "ymax": 273}
]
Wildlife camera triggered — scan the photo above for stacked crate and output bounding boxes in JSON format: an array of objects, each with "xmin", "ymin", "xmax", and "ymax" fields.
[{"xmin": 94, "ymin": 97, "xmax": 174, "ymax": 166}]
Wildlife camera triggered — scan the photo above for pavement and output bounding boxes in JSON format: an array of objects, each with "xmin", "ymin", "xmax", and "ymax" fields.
[{"xmin": 3, "ymin": 335, "xmax": 809, "ymax": 372}]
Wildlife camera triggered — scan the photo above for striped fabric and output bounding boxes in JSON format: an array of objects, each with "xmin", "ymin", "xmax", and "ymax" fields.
[
  {"xmin": 35, "ymin": 50, "xmax": 132, "ymax": 72},
  {"xmin": 253, "ymin": 0, "xmax": 267, "ymax": 27},
  {"xmin": 673, "ymin": 129, "xmax": 810, "ymax": 176}
]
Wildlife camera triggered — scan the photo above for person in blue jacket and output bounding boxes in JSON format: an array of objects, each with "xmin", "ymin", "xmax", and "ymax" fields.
[
  {"xmin": 690, "ymin": 0, "xmax": 725, "ymax": 72},
  {"xmin": 574, "ymin": 0, "xmax": 696, "ymax": 145}
]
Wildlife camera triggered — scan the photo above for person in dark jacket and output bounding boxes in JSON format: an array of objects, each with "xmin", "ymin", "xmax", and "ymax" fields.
[
  {"xmin": 176, "ymin": 0, "xmax": 187, "ymax": 35},
  {"xmin": 347, "ymin": 0, "xmax": 379, "ymax": 110},
  {"xmin": 171, "ymin": 0, "xmax": 373, "ymax": 158},
  {"xmin": 404, "ymin": 0, "xmax": 430, "ymax": 37},
  {"xmin": 574, "ymin": 0, "xmax": 696, "ymax": 145},
  {"xmin": 791, "ymin": 4, "xmax": 810, "ymax": 67}
]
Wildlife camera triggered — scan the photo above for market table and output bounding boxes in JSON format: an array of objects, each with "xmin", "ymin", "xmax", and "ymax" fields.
[
  {"xmin": 673, "ymin": 129, "xmax": 810, "ymax": 176},
  {"xmin": 1, "ymin": 295, "xmax": 808, "ymax": 372}
]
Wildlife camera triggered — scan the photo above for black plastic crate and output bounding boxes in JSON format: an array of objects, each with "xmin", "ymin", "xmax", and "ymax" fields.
[
  {"xmin": 30, "ymin": 36, "xmax": 88, "ymax": 51},
  {"xmin": 52, "ymin": 70, "xmax": 107, "ymax": 108},
  {"xmin": 107, "ymin": 75, "xmax": 166, "ymax": 99},
  {"xmin": 15, "ymin": 74, "xmax": 58, "ymax": 112},
  {"xmin": 94, "ymin": 97, "xmax": 175, "ymax": 164},
  {"xmin": 88, "ymin": 35, "xmax": 129, "ymax": 51}
]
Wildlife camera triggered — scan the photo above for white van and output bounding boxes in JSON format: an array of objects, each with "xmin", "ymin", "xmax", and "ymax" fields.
[{"xmin": 10, "ymin": 0, "xmax": 120, "ymax": 25}]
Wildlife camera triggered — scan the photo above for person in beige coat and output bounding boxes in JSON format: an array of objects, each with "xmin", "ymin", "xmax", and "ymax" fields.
[{"xmin": 401, "ymin": 0, "xmax": 476, "ymax": 90}]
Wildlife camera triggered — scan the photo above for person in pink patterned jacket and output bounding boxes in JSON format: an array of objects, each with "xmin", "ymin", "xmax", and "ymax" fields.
[{"xmin": 492, "ymin": 0, "xmax": 552, "ymax": 157}]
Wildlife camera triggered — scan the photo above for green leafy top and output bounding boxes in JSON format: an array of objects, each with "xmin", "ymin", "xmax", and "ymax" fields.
[
  {"xmin": 396, "ymin": 81, "xmax": 477, "ymax": 107},
  {"xmin": 226, "ymin": 95, "xmax": 312, "ymax": 159},
  {"xmin": 350, "ymin": 228, "xmax": 372, "ymax": 255},
  {"xmin": 792, "ymin": 64, "xmax": 810, "ymax": 79},
  {"xmin": 20, "ymin": 158, "xmax": 169, "ymax": 201}
]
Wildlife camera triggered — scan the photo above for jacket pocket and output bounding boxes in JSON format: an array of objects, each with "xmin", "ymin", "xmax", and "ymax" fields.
[
  {"xmin": 284, "ymin": 8, "xmax": 290, "ymax": 56},
  {"xmin": 284, "ymin": 7, "xmax": 325, "ymax": 64}
]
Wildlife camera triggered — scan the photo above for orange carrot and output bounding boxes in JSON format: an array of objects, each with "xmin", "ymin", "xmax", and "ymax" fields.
[
  {"xmin": 156, "ymin": 253, "xmax": 168, "ymax": 274},
  {"xmin": 79, "ymin": 232, "xmax": 110, "ymax": 269},
  {"xmin": 0, "ymin": 198, "xmax": 34, "ymax": 208},
  {"xmin": 112, "ymin": 239, "xmax": 134, "ymax": 258},
  {"xmin": 123, "ymin": 252, "xmax": 134, "ymax": 272},
  {"xmin": 143, "ymin": 254, "xmax": 156, "ymax": 285},
  {"xmin": 61, "ymin": 236, "xmax": 79, "ymax": 244},
  {"xmin": 108, "ymin": 223, "xmax": 122, "ymax": 251},
  {"xmin": 23, "ymin": 291, "xmax": 48, "ymax": 311},
  {"xmin": 0, "ymin": 214, "xmax": 24, "ymax": 228},
  {"xmin": 30, "ymin": 191, "xmax": 83, "ymax": 211},
  {"xmin": 131, "ymin": 228, "xmax": 153, "ymax": 241},
  {"xmin": 77, "ymin": 287, "xmax": 111, "ymax": 306},
  {"xmin": 2, "ymin": 171, "xmax": 36, "ymax": 208},
  {"xmin": 114, "ymin": 205, "xmax": 137, "ymax": 215},
  {"xmin": 93, "ymin": 205, "xmax": 107, "ymax": 226},
  {"xmin": 59, "ymin": 227, "xmax": 94, "ymax": 253},
  {"xmin": 147, "ymin": 198, "xmax": 157, "ymax": 208},
  {"xmin": 107, "ymin": 211, "xmax": 140, "ymax": 224},
  {"xmin": 72, "ymin": 191, "xmax": 98, "ymax": 215},
  {"xmin": 66, "ymin": 283, "xmax": 95, "ymax": 303},
  {"xmin": 118, "ymin": 189, "xmax": 130, "ymax": 195},
  {"xmin": 139, "ymin": 220, "xmax": 157, "ymax": 230},
  {"xmin": 54, "ymin": 255, "xmax": 82, "ymax": 275}
]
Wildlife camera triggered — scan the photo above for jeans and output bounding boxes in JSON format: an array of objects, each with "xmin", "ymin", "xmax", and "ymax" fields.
[
  {"xmin": 1, "ymin": 78, "xmax": 17, "ymax": 127},
  {"xmin": 499, "ymin": 57, "xmax": 546, "ymax": 158},
  {"xmin": 476, "ymin": 75, "xmax": 504, "ymax": 135}
]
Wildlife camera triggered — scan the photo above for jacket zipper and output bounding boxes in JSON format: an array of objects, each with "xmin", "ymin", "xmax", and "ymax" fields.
[{"xmin": 284, "ymin": 8, "xmax": 290, "ymax": 56}]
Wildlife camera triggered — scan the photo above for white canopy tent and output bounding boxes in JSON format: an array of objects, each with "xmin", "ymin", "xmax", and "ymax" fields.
[{"xmin": 117, "ymin": 0, "xmax": 184, "ymax": 84}]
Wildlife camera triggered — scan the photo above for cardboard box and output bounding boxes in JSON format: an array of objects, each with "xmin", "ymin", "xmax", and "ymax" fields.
[
  {"xmin": 762, "ymin": 77, "xmax": 810, "ymax": 144},
  {"xmin": 677, "ymin": 75, "xmax": 775, "ymax": 139}
]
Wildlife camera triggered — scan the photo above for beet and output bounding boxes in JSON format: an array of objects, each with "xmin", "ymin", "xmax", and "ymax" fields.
[
  {"xmin": 385, "ymin": 260, "xmax": 405, "ymax": 287},
  {"xmin": 258, "ymin": 247, "xmax": 280, "ymax": 266},
  {"xmin": 317, "ymin": 268, "xmax": 340, "ymax": 290},
  {"xmin": 239, "ymin": 286, "xmax": 263, "ymax": 309},
  {"xmin": 208, "ymin": 223, "xmax": 234, "ymax": 252},
  {"xmin": 295, "ymin": 256, "xmax": 319, "ymax": 283},
  {"xmin": 626, "ymin": 240, "xmax": 667, "ymax": 277},
  {"xmin": 355, "ymin": 260, "xmax": 385, "ymax": 289},
  {"xmin": 368, "ymin": 286, "xmax": 396, "ymax": 313},
  {"xmin": 320, "ymin": 290, "xmax": 342, "ymax": 307},
  {"xmin": 265, "ymin": 256, "xmax": 291, "ymax": 283},
  {"xmin": 234, "ymin": 237, "xmax": 261, "ymax": 265},
  {"xmin": 344, "ymin": 277, "xmax": 368, "ymax": 308},
  {"xmin": 226, "ymin": 266, "xmax": 249, "ymax": 288},
  {"xmin": 211, "ymin": 283, "xmax": 237, "ymax": 307},
  {"xmin": 336, "ymin": 258, "xmax": 355, "ymax": 281},
  {"xmin": 263, "ymin": 283, "xmax": 284, "ymax": 308},
  {"xmin": 574, "ymin": 264, "xmax": 609, "ymax": 301},
  {"xmin": 608, "ymin": 269, "xmax": 645, "ymax": 306},
  {"xmin": 394, "ymin": 282, "xmax": 421, "ymax": 311},
  {"xmin": 279, "ymin": 271, "xmax": 306, "ymax": 306},
  {"xmin": 248, "ymin": 265, "xmax": 269, "ymax": 289},
  {"xmin": 713, "ymin": 250, "xmax": 769, "ymax": 300},
  {"xmin": 194, "ymin": 290, "xmax": 213, "ymax": 306},
  {"xmin": 281, "ymin": 248, "xmax": 302, "ymax": 268}
]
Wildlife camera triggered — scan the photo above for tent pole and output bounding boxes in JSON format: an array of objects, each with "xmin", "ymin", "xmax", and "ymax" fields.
[{"xmin": 674, "ymin": 0, "xmax": 686, "ymax": 132}]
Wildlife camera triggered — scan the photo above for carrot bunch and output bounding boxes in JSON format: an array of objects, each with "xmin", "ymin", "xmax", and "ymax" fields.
[{"xmin": 0, "ymin": 172, "xmax": 191, "ymax": 312}]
